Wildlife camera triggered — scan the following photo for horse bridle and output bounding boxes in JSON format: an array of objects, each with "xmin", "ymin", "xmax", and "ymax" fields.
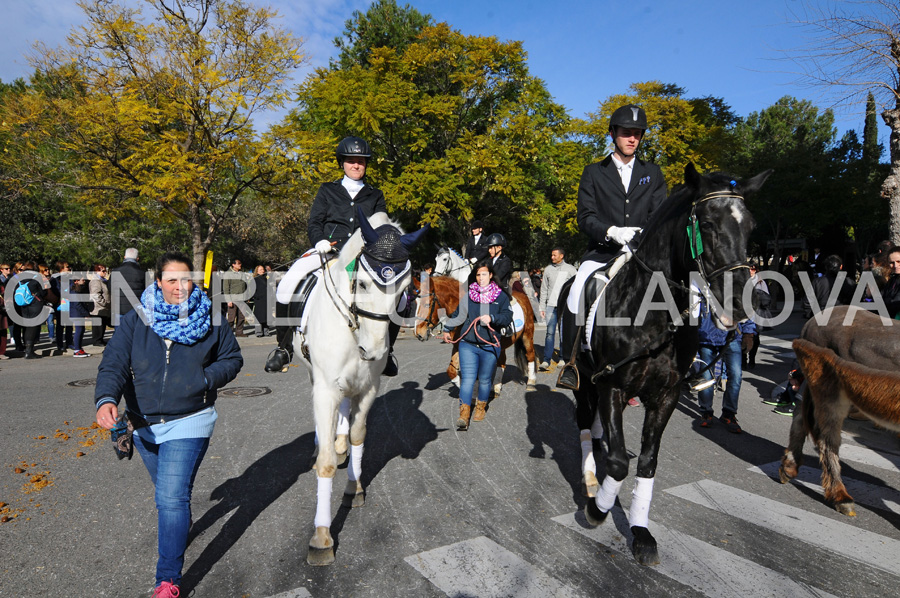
[
  {"xmin": 321, "ymin": 252, "xmax": 404, "ymax": 332},
  {"xmin": 628, "ymin": 190, "xmax": 751, "ymax": 301},
  {"xmin": 413, "ymin": 279, "xmax": 447, "ymax": 336},
  {"xmin": 434, "ymin": 248, "xmax": 471, "ymax": 278}
]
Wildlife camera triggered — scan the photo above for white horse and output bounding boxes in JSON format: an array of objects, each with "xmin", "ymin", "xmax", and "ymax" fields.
[
  {"xmin": 434, "ymin": 246, "xmax": 471, "ymax": 283},
  {"xmin": 297, "ymin": 211, "xmax": 427, "ymax": 566}
]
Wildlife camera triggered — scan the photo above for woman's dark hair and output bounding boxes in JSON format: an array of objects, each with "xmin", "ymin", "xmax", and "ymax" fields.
[
  {"xmin": 155, "ymin": 252, "xmax": 193, "ymax": 280},
  {"xmin": 468, "ymin": 259, "xmax": 495, "ymax": 285}
]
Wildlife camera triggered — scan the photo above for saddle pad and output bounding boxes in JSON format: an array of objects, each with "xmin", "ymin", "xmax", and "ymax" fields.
[{"xmin": 504, "ymin": 297, "xmax": 526, "ymax": 336}]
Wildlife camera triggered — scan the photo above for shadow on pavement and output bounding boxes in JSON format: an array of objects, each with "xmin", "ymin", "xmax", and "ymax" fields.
[{"xmin": 182, "ymin": 432, "xmax": 315, "ymax": 591}]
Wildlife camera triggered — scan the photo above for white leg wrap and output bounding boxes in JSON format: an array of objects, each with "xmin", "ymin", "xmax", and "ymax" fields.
[
  {"xmin": 336, "ymin": 398, "xmax": 351, "ymax": 435},
  {"xmin": 580, "ymin": 430, "xmax": 595, "ymax": 475},
  {"xmin": 314, "ymin": 475, "xmax": 333, "ymax": 528},
  {"xmin": 590, "ymin": 411, "xmax": 604, "ymax": 439},
  {"xmin": 628, "ymin": 477, "xmax": 655, "ymax": 528},
  {"xmin": 594, "ymin": 476, "xmax": 624, "ymax": 513},
  {"xmin": 348, "ymin": 442, "xmax": 364, "ymax": 482}
]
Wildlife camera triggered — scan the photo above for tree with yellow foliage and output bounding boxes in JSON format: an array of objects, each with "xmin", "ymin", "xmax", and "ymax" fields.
[{"xmin": 1, "ymin": 0, "xmax": 304, "ymax": 269}]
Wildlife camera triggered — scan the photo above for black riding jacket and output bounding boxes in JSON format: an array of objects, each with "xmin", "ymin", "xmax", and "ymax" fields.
[{"xmin": 307, "ymin": 179, "xmax": 387, "ymax": 251}]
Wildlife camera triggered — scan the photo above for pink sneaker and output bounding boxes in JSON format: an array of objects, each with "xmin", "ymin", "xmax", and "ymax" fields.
[{"xmin": 152, "ymin": 581, "xmax": 180, "ymax": 597}]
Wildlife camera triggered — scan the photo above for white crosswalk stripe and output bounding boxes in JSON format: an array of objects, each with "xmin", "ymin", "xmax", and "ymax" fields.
[
  {"xmin": 749, "ymin": 462, "xmax": 900, "ymax": 515},
  {"xmin": 666, "ymin": 479, "xmax": 900, "ymax": 575},
  {"xmin": 405, "ymin": 535, "xmax": 585, "ymax": 598},
  {"xmin": 552, "ymin": 509, "xmax": 837, "ymax": 598}
]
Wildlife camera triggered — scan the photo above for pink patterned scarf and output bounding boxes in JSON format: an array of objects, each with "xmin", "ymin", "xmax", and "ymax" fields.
[{"xmin": 469, "ymin": 281, "xmax": 501, "ymax": 304}]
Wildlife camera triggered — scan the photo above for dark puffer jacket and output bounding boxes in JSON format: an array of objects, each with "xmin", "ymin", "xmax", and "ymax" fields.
[{"xmin": 94, "ymin": 308, "xmax": 243, "ymax": 424}]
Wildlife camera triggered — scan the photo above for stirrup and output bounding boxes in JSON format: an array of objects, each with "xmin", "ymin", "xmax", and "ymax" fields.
[
  {"xmin": 556, "ymin": 362, "xmax": 580, "ymax": 390},
  {"xmin": 265, "ymin": 347, "xmax": 291, "ymax": 372}
]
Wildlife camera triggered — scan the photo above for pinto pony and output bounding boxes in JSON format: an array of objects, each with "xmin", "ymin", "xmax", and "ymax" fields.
[
  {"xmin": 563, "ymin": 164, "xmax": 770, "ymax": 566},
  {"xmin": 413, "ymin": 275, "xmax": 538, "ymax": 392},
  {"xmin": 297, "ymin": 211, "xmax": 426, "ymax": 565},
  {"xmin": 779, "ymin": 305, "xmax": 900, "ymax": 516}
]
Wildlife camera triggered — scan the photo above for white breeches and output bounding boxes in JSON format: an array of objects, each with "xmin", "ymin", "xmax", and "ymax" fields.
[{"xmin": 276, "ymin": 249, "xmax": 321, "ymax": 304}]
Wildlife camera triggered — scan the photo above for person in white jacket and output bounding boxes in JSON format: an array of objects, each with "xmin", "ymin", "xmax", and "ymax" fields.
[{"xmin": 538, "ymin": 247, "xmax": 576, "ymax": 370}]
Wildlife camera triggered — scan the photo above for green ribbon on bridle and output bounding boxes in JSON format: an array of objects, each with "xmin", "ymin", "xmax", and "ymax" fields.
[{"xmin": 687, "ymin": 216, "xmax": 704, "ymax": 259}]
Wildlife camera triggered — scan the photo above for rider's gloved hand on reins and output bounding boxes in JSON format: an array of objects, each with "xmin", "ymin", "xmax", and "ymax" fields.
[
  {"xmin": 315, "ymin": 240, "xmax": 333, "ymax": 255},
  {"xmin": 606, "ymin": 226, "xmax": 641, "ymax": 246}
]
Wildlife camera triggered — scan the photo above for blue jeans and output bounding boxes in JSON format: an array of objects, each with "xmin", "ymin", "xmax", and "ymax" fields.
[
  {"xmin": 458, "ymin": 340, "xmax": 499, "ymax": 406},
  {"xmin": 134, "ymin": 435, "xmax": 210, "ymax": 586},
  {"xmin": 698, "ymin": 339, "xmax": 743, "ymax": 416},
  {"xmin": 542, "ymin": 306, "xmax": 558, "ymax": 363}
]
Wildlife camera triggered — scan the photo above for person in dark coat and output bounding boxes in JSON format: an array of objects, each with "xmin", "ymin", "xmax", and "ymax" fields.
[
  {"xmin": 68, "ymin": 271, "xmax": 93, "ymax": 357},
  {"xmin": 880, "ymin": 246, "xmax": 900, "ymax": 318},
  {"xmin": 557, "ymin": 104, "xmax": 668, "ymax": 390},
  {"xmin": 802, "ymin": 254, "xmax": 855, "ymax": 319},
  {"xmin": 485, "ymin": 233, "xmax": 513, "ymax": 291},
  {"xmin": 266, "ymin": 136, "xmax": 388, "ymax": 373},
  {"xmin": 111, "ymin": 247, "xmax": 147, "ymax": 320},
  {"xmin": 463, "ymin": 220, "xmax": 490, "ymax": 263},
  {"xmin": 442, "ymin": 260, "xmax": 513, "ymax": 430},
  {"xmin": 250, "ymin": 264, "xmax": 272, "ymax": 336},
  {"xmin": 11, "ymin": 261, "xmax": 48, "ymax": 359},
  {"xmin": 94, "ymin": 252, "xmax": 242, "ymax": 597}
]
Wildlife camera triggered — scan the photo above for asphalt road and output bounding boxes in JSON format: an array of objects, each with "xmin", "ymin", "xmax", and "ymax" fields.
[{"xmin": 1, "ymin": 310, "xmax": 899, "ymax": 598}]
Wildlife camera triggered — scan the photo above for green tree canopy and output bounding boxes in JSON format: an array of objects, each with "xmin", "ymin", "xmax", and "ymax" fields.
[
  {"xmin": 0, "ymin": 0, "xmax": 305, "ymax": 269},
  {"xmin": 578, "ymin": 81, "xmax": 735, "ymax": 190},
  {"xmin": 285, "ymin": 21, "xmax": 584, "ymax": 266}
]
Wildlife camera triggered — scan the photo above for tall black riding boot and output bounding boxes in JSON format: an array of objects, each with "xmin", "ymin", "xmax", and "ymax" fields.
[
  {"xmin": 382, "ymin": 321, "xmax": 400, "ymax": 376},
  {"xmin": 24, "ymin": 341, "xmax": 41, "ymax": 360},
  {"xmin": 264, "ymin": 301, "xmax": 294, "ymax": 372},
  {"xmin": 556, "ymin": 305, "xmax": 581, "ymax": 390}
]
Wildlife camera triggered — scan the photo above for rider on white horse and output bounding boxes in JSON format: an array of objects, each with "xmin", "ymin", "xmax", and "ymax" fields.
[
  {"xmin": 265, "ymin": 136, "xmax": 401, "ymax": 375},
  {"xmin": 556, "ymin": 104, "xmax": 668, "ymax": 391}
]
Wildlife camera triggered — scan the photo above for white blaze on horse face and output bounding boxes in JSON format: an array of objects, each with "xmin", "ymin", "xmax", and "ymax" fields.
[{"xmin": 730, "ymin": 204, "xmax": 744, "ymax": 224}]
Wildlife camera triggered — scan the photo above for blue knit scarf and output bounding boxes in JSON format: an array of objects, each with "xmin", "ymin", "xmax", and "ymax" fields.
[{"xmin": 139, "ymin": 282, "xmax": 211, "ymax": 345}]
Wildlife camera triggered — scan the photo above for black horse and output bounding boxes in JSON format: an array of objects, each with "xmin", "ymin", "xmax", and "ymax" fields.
[{"xmin": 560, "ymin": 163, "xmax": 771, "ymax": 565}]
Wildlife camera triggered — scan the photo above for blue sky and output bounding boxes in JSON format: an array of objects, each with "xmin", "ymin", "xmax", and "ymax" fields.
[{"xmin": 0, "ymin": 0, "xmax": 881, "ymax": 145}]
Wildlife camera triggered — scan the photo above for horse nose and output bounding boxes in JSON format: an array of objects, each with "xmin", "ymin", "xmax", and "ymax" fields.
[{"xmin": 358, "ymin": 346, "xmax": 375, "ymax": 361}]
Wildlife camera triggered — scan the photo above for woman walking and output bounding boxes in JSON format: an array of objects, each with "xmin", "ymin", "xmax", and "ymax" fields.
[
  {"xmin": 94, "ymin": 252, "xmax": 243, "ymax": 597},
  {"xmin": 442, "ymin": 261, "xmax": 512, "ymax": 430}
]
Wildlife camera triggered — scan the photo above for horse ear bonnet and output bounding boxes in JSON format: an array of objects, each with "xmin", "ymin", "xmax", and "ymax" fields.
[{"xmin": 360, "ymin": 225, "xmax": 412, "ymax": 286}]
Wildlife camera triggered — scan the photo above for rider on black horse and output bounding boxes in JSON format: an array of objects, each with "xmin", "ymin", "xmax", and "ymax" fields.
[
  {"xmin": 265, "ymin": 136, "xmax": 401, "ymax": 375},
  {"xmin": 556, "ymin": 104, "xmax": 668, "ymax": 390}
]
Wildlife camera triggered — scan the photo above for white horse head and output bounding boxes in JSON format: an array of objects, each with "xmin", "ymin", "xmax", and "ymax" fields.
[{"xmin": 434, "ymin": 246, "xmax": 470, "ymax": 283}]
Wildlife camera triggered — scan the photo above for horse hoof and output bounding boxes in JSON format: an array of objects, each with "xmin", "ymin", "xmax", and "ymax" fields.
[
  {"xmin": 835, "ymin": 501, "xmax": 857, "ymax": 517},
  {"xmin": 343, "ymin": 480, "xmax": 365, "ymax": 508},
  {"xmin": 630, "ymin": 526, "xmax": 660, "ymax": 566},
  {"xmin": 526, "ymin": 383, "xmax": 537, "ymax": 391},
  {"xmin": 493, "ymin": 384, "xmax": 503, "ymax": 395},
  {"xmin": 582, "ymin": 472, "xmax": 600, "ymax": 498},
  {"xmin": 307, "ymin": 526, "xmax": 335, "ymax": 566},
  {"xmin": 584, "ymin": 498, "xmax": 608, "ymax": 527}
]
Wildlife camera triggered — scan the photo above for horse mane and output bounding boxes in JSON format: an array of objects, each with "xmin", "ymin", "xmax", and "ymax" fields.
[
  {"xmin": 440, "ymin": 246, "xmax": 464, "ymax": 260},
  {"xmin": 334, "ymin": 212, "xmax": 401, "ymax": 272}
]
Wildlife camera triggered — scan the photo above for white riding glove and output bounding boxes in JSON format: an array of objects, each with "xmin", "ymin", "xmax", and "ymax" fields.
[
  {"xmin": 315, "ymin": 240, "xmax": 333, "ymax": 255},
  {"xmin": 606, "ymin": 226, "xmax": 641, "ymax": 246},
  {"xmin": 469, "ymin": 257, "xmax": 478, "ymax": 264}
]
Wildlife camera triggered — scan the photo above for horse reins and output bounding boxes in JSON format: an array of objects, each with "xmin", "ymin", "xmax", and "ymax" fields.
[{"xmin": 443, "ymin": 318, "xmax": 501, "ymax": 348}]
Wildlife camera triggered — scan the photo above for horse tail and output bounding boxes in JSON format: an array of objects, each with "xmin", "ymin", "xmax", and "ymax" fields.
[{"xmin": 514, "ymin": 334, "xmax": 528, "ymax": 377}]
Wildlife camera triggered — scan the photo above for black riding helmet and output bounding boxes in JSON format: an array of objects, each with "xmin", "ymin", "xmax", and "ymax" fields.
[
  {"xmin": 609, "ymin": 104, "xmax": 648, "ymax": 132},
  {"xmin": 486, "ymin": 233, "xmax": 506, "ymax": 248},
  {"xmin": 335, "ymin": 136, "xmax": 372, "ymax": 167}
]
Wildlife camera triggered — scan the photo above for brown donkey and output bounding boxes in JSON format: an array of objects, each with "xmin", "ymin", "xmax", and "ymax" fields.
[{"xmin": 779, "ymin": 306, "xmax": 900, "ymax": 516}]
